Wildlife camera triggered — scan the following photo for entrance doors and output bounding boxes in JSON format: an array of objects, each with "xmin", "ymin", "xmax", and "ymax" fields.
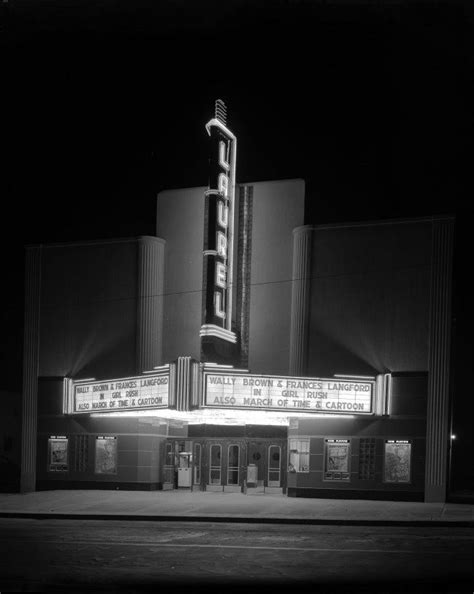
[
  {"xmin": 166, "ymin": 438, "xmax": 286, "ymax": 493},
  {"xmin": 204, "ymin": 441, "xmax": 244, "ymax": 492},
  {"xmin": 247, "ymin": 441, "xmax": 284, "ymax": 491},
  {"xmin": 247, "ymin": 441, "xmax": 267, "ymax": 488},
  {"xmin": 202, "ymin": 440, "xmax": 285, "ymax": 492}
]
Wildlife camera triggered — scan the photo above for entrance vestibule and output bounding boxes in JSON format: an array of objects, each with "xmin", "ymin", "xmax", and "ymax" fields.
[{"xmin": 163, "ymin": 437, "xmax": 287, "ymax": 494}]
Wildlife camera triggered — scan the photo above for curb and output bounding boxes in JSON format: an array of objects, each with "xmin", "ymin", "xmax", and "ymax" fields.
[{"xmin": 1, "ymin": 512, "xmax": 473, "ymax": 527}]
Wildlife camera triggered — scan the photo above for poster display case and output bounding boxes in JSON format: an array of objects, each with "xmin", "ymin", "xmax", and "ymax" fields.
[
  {"xmin": 384, "ymin": 440, "xmax": 411, "ymax": 483},
  {"xmin": 48, "ymin": 436, "xmax": 69, "ymax": 472},
  {"xmin": 324, "ymin": 439, "xmax": 351, "ymax": 481},
  {"xmin": 95, "ymin": 436, "xmax": 118, "ymax": 475}
]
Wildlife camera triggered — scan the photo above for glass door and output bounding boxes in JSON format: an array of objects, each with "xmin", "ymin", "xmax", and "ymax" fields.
[
  {"xmin": 163, "ymin": 441, "xmax": 175, "ymax": 489},
  {"xmin": 268, "ymin": 445, "xmax": 281, "ymax": 487},
  {"xmin": 247, "ymin": 441, "xmax": 266, "ymax": 488},
  {"xmin": 193, "ymin": 442, "xmax": 202, "ymax": 486},
  {"xmin": 227, "ymin": 444, "xmax": 240, "ymax": 486},
  {"xmin": 209, "ymin": 443, "xmax": 222, "ymax": 486}
]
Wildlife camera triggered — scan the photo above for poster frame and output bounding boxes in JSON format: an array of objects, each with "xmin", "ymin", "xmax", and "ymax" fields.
[
  {"xmin": 94, "ymin": 435, "xmax": 118, "ymax": 475},
  {"xmin": 47, "ymin": 436, "xmax": 69, "ymax": 472},
  {"xmin": 383, "ymin": 439, "xmax": 412, "ymax": 484},
  {"xmin": 323, "ymin": 438, "xmax": 351, "ymax": 482}
]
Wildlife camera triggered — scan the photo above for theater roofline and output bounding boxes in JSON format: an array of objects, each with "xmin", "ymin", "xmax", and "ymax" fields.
[
  {"xmin": 294, "ymin": 213, "xmax": 455, "ymax": 234},
  {"xmin": 24, "ymin": 235, "xmax": 165, "ymax": 250}
]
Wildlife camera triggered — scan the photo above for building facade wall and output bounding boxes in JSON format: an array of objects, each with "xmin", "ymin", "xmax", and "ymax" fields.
[
  {"xmin": 156, "ymin": 179, "xmax": 305, "ymax": 373},
  {"xmin": 288, "ymin": 216, "xmax": 454, "ymax": 502},
  {"xmin": 156, "ymin": 187, "xmax": 206, "ymax": 363},
  {"xmin": 287, "ymin": 374, "xmax": 427, "ymax": 499},
  {"xmin": 136, "ymin": 236, "xmax": 166, "ymax": 373},
  {"xmin": 22, "ymin": 177, "xmax": 453, "ymax": 501},
  {"xmin": 247, "ymin": 179, "xmax": 305, "ymax": 375},
  {"xmin": 20, "ymin": 245, "xmax": 42, "ymax": 492},
  {"xmin": 38, "ymin": 238, "xmax": 144, "ymax": 380},
  {"xmin": 36, "ymin": 378, "xmax": 187, "ymax": 490},
  {"xmin": 302, "ymin": 219, "xmax": 432, "ymax": 377}
]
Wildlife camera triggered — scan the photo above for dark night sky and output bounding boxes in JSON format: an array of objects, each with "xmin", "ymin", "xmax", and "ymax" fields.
[{"xmin": 2, "ymin": 1, "xmax": 473, "ymax": 456}]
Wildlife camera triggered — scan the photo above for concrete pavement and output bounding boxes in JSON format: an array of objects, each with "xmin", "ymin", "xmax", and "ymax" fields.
[{"xmin": 1, "ymin": 489, "xmax": 473, "ymax": 525}]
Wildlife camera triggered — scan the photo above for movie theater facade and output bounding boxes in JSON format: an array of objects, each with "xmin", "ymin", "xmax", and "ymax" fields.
[{"xmin": 21, "ymin": 104, "xmax": 454, "ymax": 503}]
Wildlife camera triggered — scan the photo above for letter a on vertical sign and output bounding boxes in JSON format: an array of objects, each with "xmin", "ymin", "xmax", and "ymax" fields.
[{"xmin": 200, "ymin": 102, "xmax": 237, "ymax": 345}]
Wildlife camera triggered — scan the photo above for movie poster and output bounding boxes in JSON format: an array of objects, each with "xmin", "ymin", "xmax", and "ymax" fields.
[
  {"xmin": 325, "ymin": 439, "xmax": 350, "ymax": 481},
  {"xmin": 384, "ymin": 440, "xmax": 411, "ymax": 483},
  {"xmin": 48, "ymin": 437, "xmax": 68, "ymax": 472},
  {"xmin": 95, "ymin": 436, "xmax": 117, "ymax": 474}
]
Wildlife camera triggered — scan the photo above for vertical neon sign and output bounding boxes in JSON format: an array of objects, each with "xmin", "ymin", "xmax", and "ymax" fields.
[{"xmin": 200, "ymin": 100, "xmax": 237, "ymax": 345}]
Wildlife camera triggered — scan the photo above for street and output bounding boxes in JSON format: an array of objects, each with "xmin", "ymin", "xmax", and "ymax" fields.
[{"xmin": 0, "ymin": 519, "xmax": 473, "ymax": 592}]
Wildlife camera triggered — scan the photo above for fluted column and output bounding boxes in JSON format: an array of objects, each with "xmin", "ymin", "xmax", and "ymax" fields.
[
  {"xmin": 136, "ymin": 236, "xmax": 166, "ymax": 374},
  {"xmin": 289, "ymin": 226, "xmax": 313, "ymax": 376},
  {"xmin": 20, "ymin": 245, "xmax": 42, "ymax": 492},
  {"xmin": 425, "ymin": 218, "xmax": 454, "ymax": 503}
]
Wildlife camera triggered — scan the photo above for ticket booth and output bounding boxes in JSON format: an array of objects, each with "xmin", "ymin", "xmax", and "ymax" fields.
[
  {"xmin": 162, "ymin": 439, "xmax": 192, "ymax": 490},
  {"xmin": 178, "ymin": 452, "xmax": 192, "ymax": 488}
]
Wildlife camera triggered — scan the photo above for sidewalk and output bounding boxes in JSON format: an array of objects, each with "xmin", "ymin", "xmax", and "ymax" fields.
[{"xmin": 1, "ymin": 489, "xmax": 474, "ymax": 525}]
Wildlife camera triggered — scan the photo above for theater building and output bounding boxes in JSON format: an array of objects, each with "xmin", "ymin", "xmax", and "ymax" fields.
[{"xmin": 21, "ymin": 101, "xmax": 454, "ymax": 502}]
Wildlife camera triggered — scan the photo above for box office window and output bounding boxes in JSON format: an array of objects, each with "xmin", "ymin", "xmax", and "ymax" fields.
[
  {"xmin": 384, "ymin": 440, "xmax": 411, "ymax": 483},
  {"xmin": 288, "ymin": 439, "xmax": 309, "ymax": 473},
  {"xmin": 95, "ymin": 436, "xmax": 117, "ymax": 475},
  {"xmin": 324, "ymin": 439, "xmax": 350, "ymax": 481},
  {"xmin": 48, "ymin": 436, "xmax": 69, "ymax": 472}
]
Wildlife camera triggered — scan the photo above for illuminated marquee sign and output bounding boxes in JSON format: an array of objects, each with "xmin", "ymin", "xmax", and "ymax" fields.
[
  {"xmin": 73, "ymin": 372, "xmax": 169, "ymax": 414},
  {"xmin": 200, "ymin": 100, "xmax": 237, "ymax": 344},
  {"xmin": 204, "ymin": 373, "xmax": 374, "ymax": 414}
]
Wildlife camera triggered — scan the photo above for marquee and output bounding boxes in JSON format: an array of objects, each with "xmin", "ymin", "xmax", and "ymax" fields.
[
  {"xmin": 204, "ymin": 372, "xmax": 374, "ymax": 414},
  {"xmin": 72, "ymin": 372, "xmax": 169, "ymax": 414}
]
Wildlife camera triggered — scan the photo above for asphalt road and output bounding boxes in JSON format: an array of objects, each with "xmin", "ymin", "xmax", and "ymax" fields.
[{"xmin": 0, "ymin": 519, "xmax": 473, "ymax": 593}]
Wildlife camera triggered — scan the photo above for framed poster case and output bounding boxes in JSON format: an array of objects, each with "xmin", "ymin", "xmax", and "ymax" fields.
[
  {"xmin": 95, "ymin": 436, "xmax": 118, "ymax": 475},
  {"xmin": 324, "ymin": 439, "xmax": 351, "ymax": 481},
  {"xmin": 48, "ymin": 436, "xmax": 68, "ymax": 472},
  {"xmin": 384, "ymin": 440, "xmax": 411, "ymax": 483}
]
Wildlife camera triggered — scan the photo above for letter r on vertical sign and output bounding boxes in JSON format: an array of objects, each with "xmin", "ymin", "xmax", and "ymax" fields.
[
  {"xmin": 217, "ymin": 232, "xmax": 227, "ymax": 258},
  {"xmin": 218, "ymin": 173, "xmax": 229, "ymax": 197}
]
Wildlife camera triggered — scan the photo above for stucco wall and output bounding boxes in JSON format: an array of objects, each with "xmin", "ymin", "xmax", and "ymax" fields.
[
  {"xmin": 247, "ymin": 179, "xmax": 305, "ymax": 374},
  {"xmin": 156, "ymin": 179, "xmax": 305, "ymax": 371},
  {"xmin": 305, "ymin": 220, "xmax": 432, "ymax": 377},
  {"xmin": 38, "ymin": 238, "xmax": 140, "ymax": 380},
  {"xmin": 156, "ymin": 187, "xmax": 206, "ymax": 362}
]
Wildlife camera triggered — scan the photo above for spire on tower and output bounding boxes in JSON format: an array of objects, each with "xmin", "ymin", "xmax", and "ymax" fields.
[{"xmin": 215, "ymin": 99, "xmax": 227, "ymax": 126}]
